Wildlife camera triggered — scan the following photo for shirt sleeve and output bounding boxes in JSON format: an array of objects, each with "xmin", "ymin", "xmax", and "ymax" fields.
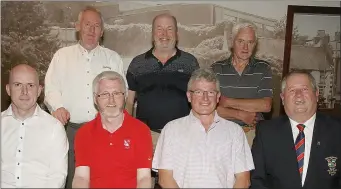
[
  {"xmin": 46, "ymin": 120, "xmax": 69, "ymax": 188},
  {"xmin": 126, "ymin": 59, "xmax": 138, "ymax": 91},
  {"xmin": 135, "ymin": 123, "xmax": 153, "ymax": 168},
  {"xmin": 110, "ymin": 52, "xmax": 127, "ymax": 88},
  {"xmin": 233, "ymin": 125, "xmax": 255, "ymax": 174},
  {"xmin": 258, "ymin": 64, "xmax": 273, "ymax": 98},
  {"xmin": 152, "ymin": 124, "xmax": 173, "ymax": 171},
  {"xmin": 74, "ymin": 127, "xmax": 91, "ymax": 167},
  {"xmin": 44, "ymin": 50, "xmax": 64, "ymax": 112}
]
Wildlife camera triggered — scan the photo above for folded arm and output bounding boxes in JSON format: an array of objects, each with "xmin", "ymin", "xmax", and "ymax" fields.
[
  {"xmin": 219, "ymin": 96, "xmax": 272, "ymax": 113},
  {"xmin": 234, "ymin": 171, "xmax": 251, "ymax": 188},
  {"xmin": 126, "ymin": 90, "xmax": 136, "ymax": 115},
  {"xmin": 137, "ymin": 168, "xmax": 152, "ymax": 188}
]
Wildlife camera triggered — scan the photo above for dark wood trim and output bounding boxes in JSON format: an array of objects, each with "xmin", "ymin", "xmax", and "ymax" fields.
[{"xmin": 280, "ymin": 5, "xmax": 341, "ymax": 115}]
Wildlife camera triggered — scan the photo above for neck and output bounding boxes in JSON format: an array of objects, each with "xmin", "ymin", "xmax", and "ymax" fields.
[
  {"xmin": 153, "ymin": 48, "xmax": 176, "ymax": 60},
  {"xmin": 232, "ymin": 55, "xmax": 250, "ymax": 66},
  {"xmin": 101, "ymin": 112, "xmax": 124, "ymax": 133},
  {"xmin": 11, "ymin": 103, "xmax": 37, "ymax": 121},
  {"xmin": 290, "ymin": 112, "xmax": 315, "ymax": 124},
  {"xmin": 193, "ymin": 111, "xmax": 215, "ymax": 132},
  {"xmin": 79, "ymin": 41, "xmax": 98, "ymax": 52}
]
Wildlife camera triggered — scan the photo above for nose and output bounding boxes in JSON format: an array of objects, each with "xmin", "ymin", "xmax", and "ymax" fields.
[
  {"xmin": 294, "ymin": 89, "xmax": 303, "ymax": 97},
  {"xmin": 242, "ymin": 42, "xmax": 248, "ymax": 50},
  {"xmin": 21, "ymin": 85, "xmax": 28, "ymax": 95},
  {"xmin": 89, "ymin": 25, "xmax": 95, "ymax": 33},
  {"xmin": 202, "ymin": 91, "xmax": 209, "ymax": 100}
]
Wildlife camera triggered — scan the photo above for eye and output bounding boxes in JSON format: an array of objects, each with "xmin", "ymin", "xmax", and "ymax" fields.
[
  {"xmin": 28, "ymin": 84, "xmax": 35, "ymax": 88},
  {"xmin": 14, "ymin": 83, "xmax": 21, "ymax": 87}
]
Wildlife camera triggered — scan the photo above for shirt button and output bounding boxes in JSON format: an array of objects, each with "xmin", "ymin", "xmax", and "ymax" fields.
[
  {"xmin": 87, "ymin": 58, "xmax": 90, "ymax": 61},
  {"xmin": 18, "ymin": 150, "xmax": 21, "ymax": 152},
  {"xmin": 110, "ymin": 143, "xmax": 113, "ymax": 146},
  {"xmin": 87, "ymin": 71, "xmax": 89, "ymax": 73},
  {"xmin": 87, "ymin": 111, "xmax": 90, "ymax": 113},
  {"xmin": 17, "ymin": 177, "xmax": 19, "ymax": 179},
  {"xmin": 21, "ymin": 123, "xmax": 24, "ymax": 125},
  {"xmin": 87, "ymin": 97, "xmax": 89, "ymax": 99},
  {"xmin": 17, "ymin": 163, "xmax": 20, "ymax": 165},
  {"xmin": 20, "ymin": 137, "xmax": 23, "ymax": 139},
  {"xmin": 87, "ymin": 84, "xmax": 89, "ymax": 86}
]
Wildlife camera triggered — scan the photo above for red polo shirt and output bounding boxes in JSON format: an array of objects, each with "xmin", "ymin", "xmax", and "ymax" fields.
[{"xmin": 74, "ymin": 111, "xmax": 153, "ymax": 188}]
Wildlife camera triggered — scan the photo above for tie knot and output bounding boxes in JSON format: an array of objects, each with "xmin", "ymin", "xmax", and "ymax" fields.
[{"xmin": 297, "ymin": 124, "xmax": 305, "ymax": 132}]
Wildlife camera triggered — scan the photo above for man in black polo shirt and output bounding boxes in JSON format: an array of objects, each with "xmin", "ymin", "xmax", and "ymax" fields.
[
  {"xmin": 126, "ymin": 13, "xmax": 199, "ymax": 149},
  {"xmin": 211, "ymin": 22, "xmax": 273, "ymax": 146}
]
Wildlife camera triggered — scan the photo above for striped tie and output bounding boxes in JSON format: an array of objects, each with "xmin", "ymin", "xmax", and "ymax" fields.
[{"xmin": 295, "ymin": 124, "xmax": 305, "ymax": 178}]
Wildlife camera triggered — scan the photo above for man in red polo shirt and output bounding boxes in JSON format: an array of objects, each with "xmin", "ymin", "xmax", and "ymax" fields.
[{"xmin": 72, "ymin": 71, "xmax": 153, "ymax": 188}]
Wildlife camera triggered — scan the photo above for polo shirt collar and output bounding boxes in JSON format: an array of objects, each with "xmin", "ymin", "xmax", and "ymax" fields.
[
  {"xmin": 188, "ymin": 110, "xmax": 221, "ymax": 131},
  {"xmin": 77, "ymin": 42, "xmax": 100, "ymax": 56},
  {"xmin": 94, "ymin": 110, "xmax": 130, "ymax": 133},
  {"xmin": 225, "ymin": 55, "xmax": 257, "ymax": 67},
  {"xmin": 145, "ymin": 46, "xmax": 181, "ymax": 59}
]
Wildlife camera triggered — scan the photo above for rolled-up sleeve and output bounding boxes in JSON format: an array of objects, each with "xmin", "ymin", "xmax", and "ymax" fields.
[
  {"xmin": 152, "ymin": 125, "xmax": 173, "ymax": 171},
  {"xmin": 233, "ymin": 126, "xmax": 255, "ymax": 174},
  {"xmin": 46, "ymin": 121, "xmax": 69, "ymax": 188},
  {"xmin": 258, "ymin": 65, "xmax": 273, "ymax": 98}
]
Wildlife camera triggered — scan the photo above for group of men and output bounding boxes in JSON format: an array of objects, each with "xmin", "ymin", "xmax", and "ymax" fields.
[{"xmin": 1, "ymin": 6, "xmax": 340, "ymax": 189}]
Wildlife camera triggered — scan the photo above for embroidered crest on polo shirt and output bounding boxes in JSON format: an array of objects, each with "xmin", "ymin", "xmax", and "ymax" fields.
[
  {"xmin": 178, "ymin": 69, "xmax": 184, "ymax": 72},
  {"xmin": 123, "ymin": 139, "xmax": 131, "ymax": 149}
]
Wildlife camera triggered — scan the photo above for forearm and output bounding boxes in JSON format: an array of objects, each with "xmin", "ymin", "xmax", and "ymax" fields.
[
  {"xmin": 137, "ymin": 176, "xmax": 152, "ymax": 188},
  {"xmin": 125, "ymin": 101, "xmax": 135, "ymax": 115},
  {"xmin": 159, "ymin": 176, "xmax": 180, "ymax": 188},
  {"xmin": 233, "ymin": 172, "xmax": 250, "ymax": 189},
  {"xmin": 217, "ymin": 105, "xmax": 244, "ymax": 120},
  {"xmin": 221, "ymin": 97, "xmax": 272, "ymax": 113},
  {"xmin": 72, "ymin": 177, "xmax": 89, "ymax": 188}
]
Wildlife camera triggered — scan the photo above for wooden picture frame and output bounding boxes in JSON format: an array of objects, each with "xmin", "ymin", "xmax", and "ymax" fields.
[{"xmin": 281, "ymin": 5, "xmax": 341, "ymax": 117}]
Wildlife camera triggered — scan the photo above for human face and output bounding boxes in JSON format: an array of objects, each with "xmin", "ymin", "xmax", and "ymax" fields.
[
  {"xmin": 187, "ymin": 79, "xmax": 221, "ymax": 117},
  {"xmin": 232, "ymin": 27, "xmax": 256, "ymax": 61},
  {"xmin": 280, "ymin": 74, "xmax": 318, "ymax": 122},
  {"xmin": 94, "ymin": 79, "xmax": 125, "ymax": 119},
  {"xmin": 76, "ymin": 10, "xmax": 103, "ymax": 50},
  {"xmin": 153, "ymin": 15, "xmax": 177, "ymax": 51},
  {"xmin": 6, "ymin": 65, "xmax": 42, "ymax": 114}
]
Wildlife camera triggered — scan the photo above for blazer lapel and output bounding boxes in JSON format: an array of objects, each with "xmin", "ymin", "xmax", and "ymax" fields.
[{"xmin": 279, "ymin": 117, "xmax": 303, "ymax": 187}]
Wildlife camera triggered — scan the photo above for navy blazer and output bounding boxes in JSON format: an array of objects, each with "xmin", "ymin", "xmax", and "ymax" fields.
[{"xmin": 250, "ymin": 113, "xmax": 341, "ymax": 189}]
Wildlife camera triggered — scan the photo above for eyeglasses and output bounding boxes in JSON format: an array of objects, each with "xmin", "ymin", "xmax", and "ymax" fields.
[
  {"xmin": 95, "ymin": 91, "xmax": 125, "ymax": 99},
  {"xmin": 189, "ymin": 90, "xmax": 218, "ymax": 97}
]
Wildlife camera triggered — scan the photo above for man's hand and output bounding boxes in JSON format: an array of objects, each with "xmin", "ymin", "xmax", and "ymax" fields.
[
  {"xmin": 239, "ymin": 111, "xmax": 257, "ymax": 126},
  {"xmin": 52, "ymin": 107, "xmax": 70, "ymax": 125}
]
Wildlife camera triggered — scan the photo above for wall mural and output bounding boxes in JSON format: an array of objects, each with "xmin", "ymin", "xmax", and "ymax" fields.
[{"xmin": 1, "ymin": 1, "xmax": 340, "ymax": 117}]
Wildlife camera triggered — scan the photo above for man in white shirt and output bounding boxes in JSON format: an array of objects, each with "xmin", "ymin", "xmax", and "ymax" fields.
[
  {"xmin": 1, "ymin": 64, "xmax": 68, "ymax": 188},
  {"xmin": 251, "ymin": 70, "xmax": 341, "ymax": 189},
  {"xmin": 152, "ymin": 68, "xmax": 254, "ymax": 188},
  {"xmin": 44, "ymin": 6, "xmax": 125, "ymax": 187}
]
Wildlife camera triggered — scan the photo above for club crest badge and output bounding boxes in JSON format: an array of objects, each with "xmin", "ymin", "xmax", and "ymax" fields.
[
  {"xmin": 123, "ymin": 139, "xmax": 131, "ymax": 149},
  {"xmin": 325, "ymin": 156, "xmax": 337, "ymax": 176}
]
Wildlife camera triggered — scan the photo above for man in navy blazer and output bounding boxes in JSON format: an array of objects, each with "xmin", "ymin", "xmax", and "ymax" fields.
[{"xmin": 250, "ymin": 70, "xmax": 341, "ymax": 189}]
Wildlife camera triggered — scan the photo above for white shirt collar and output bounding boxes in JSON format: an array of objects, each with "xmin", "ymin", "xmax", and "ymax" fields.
[
  {"xmin": 188, "ymin": 110, "xmax": 221, "ymax": 131},
  {"xmin": 3, "ymin": 104, "xmax": 41, "ymax": 119},
  {"xmin": 77, "ymin": 42, "xmax": 100, "ymax": 55},
  {"xmin": 289, "ymin": 113, "xmax": 316, "ymax": 131}
]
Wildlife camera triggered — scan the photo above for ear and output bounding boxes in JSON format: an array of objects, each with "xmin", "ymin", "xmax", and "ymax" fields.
[
  {"xmin": 100, "ymin": 29, "xmax": 104, "ymax": 38},
  {"xmin": 280, "ymin": 92, "xmax": 284, "ymax": 104},
  {"xmin": 75, "ymin": 22, "xmax": 81, "ymax": 32},
  {"xmin": 315, "ymin": 89, "xmax": 319, "ymax": 102},
  {"xmin": 93, "ymin": 95, "xmax": 98, "ymax": 106},
  {"xmin": 37, "ymin": 85, "xmax": 42, "ymax": 97},
  {"xmin": 6, "ymin": 84, "xmax": 10, "ymax": 97},
  {"xmin": 216, "ymin": 92, "xmax": 221, "ymax": 104},
  {"xmin": 186, "ymin": 91, "xmax": 192, "ymax": 103}
]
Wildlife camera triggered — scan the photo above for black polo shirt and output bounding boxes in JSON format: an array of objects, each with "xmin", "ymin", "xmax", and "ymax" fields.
[
  {"xmin": 211, "ymin": 56, "xmax": 273, "ymax": 126},
  {"xmin": 126, "ymin": 48, "xmax": 199, "ymax": 130}
]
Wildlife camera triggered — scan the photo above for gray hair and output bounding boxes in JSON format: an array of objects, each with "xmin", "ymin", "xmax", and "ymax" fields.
[
  {"xmin": 281, "ymin": 70, "xmax": 318, "ymax": 92},
  {"xmin": 92, "ymin": 71, "xmax": 127, "ymax": 97},
  {"xmin": 187, "ymin": 68, "xmax": 220, "ymax": 91},
  {"xmin": 230, "ymin": 22, "xmax": 258, "ymax": 48},
  {"xmin": 78, "ymin": 6, "xmax": 104, "ymax": 29},
  {"xmin": 152, "ymin": 13, "xmax": 178, "ymax": 32}
]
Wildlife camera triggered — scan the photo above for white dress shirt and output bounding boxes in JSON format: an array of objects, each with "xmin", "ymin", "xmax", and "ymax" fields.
[
  {"xmin": 289, "ymin": 113, "xmax": 316, "ymax": 186},
  {"xmin": 44, "ymin": 43, "xmax": 126, "ymax": 123},
  {"xmin": 153, "ymin": 111, "xmax": 254, "ymax": 188},
  {"xmin": 1, "ymin": 104, "xmax": 69, "ymax": 188}
]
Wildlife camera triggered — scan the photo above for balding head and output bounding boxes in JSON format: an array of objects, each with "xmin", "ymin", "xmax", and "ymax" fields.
[
  {"xmin": 9, "ymin": 64, "xmax": 39, "ymax": 84},
  {"xmin": 6, "ymin": 64, "xmax": 42, "ymax": 120}
]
